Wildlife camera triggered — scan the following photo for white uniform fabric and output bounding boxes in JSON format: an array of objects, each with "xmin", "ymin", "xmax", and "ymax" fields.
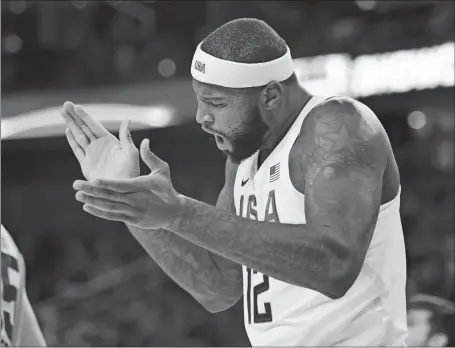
[
  {"xmin": 1, "ymin": 225, "xmax": 46, "ymax": 347},
  {"xmin": 233, "ymin": 96, "xmax": 408, "ymax": 346},
  {"xmin": 1, "ymin": 225, "xmax": 25, "ymax": 347}
]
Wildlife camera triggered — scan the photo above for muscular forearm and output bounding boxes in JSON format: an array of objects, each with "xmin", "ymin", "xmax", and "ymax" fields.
[
  {"xmin": 126, "ymin": 224, "xmax": 242, "ymax": 312},
  {"xmin": 167, "ymin": 196, "xmax": 354, "ymax": 299}
]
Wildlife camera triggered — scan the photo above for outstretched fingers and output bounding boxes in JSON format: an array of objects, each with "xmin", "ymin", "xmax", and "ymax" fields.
[
  {"xmin": 63, "ymin": 101, "xmax": 97, "ymax": 142},
  {"xmin": 65, "ymin": 128, "xmax": 85, "ymax": 163},
  {"xmin": 82, "ymin": 204, "xmax": 133, "ymax": 223},
  {"xmin": 61, "ymin": 108, "xmax": 90, "ymax": 150},
  {"xmin": 73, "ymin": 104, "xmax": 110, "ymax": 139},
  {"xmin": 75, "ymin": 191, "xmax": 132, "ymax": 212},
  {"xmin": 73, "ymin": 180, "xmax": 133, "ymax": 203}
]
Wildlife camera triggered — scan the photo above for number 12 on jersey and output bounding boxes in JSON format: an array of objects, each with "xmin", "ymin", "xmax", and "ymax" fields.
[{"xmin": 246, "ymin": 267, "xmax": 273, "ymax": 324}]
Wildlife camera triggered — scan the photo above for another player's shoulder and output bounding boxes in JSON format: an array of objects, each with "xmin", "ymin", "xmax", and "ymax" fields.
[
  {"xmin": 1, "ymin": 225, "xmax": 11, "ymax": 247},
  {"xmin": 1, "ymin": 225, "xmax": 23, "ymax": 278},
  {"xmin": 1, "ymin": 225, "xmax": 19, "ymax": 258}
]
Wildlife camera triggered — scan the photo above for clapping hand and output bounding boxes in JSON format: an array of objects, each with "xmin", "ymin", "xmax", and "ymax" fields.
[
  {"xmin": 73, "ymin": 139, "xmax": 183, "ymax": 230},
  {"xmin": 61, "ymin": 101, "xmax": 140, "ymax": 181}
]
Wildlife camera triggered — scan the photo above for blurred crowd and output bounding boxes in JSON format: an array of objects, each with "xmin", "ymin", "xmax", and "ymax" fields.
[{"xmin": 1, "ymin": 1, "xmax": 454, "ymax": 346}]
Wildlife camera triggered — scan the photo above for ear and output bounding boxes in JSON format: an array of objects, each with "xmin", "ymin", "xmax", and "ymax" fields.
[
  {"xmin": 428, "ymin": 333, "xmax": 448, "ymax": 347},
  {"xmin": 259, "ymin": 81, "xmax": 283, "ymax": 110}
]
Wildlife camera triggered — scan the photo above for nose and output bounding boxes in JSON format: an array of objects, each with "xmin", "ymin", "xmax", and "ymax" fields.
[{"xmin": 196, "ymin": 107, "xmax": 215, "ymax": 126}]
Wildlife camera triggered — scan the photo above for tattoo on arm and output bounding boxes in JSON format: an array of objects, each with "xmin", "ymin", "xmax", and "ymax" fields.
[
  {"xmin": 126, "ymin": 157, "xmax": 242, "ymax": 312},
  {"xmin": 291, "ymin": 97, "xmax": 386, "ymax": 284},
  {"xmin": 127, "ymin": 225, "xmax": 241, "ymax": 309}
]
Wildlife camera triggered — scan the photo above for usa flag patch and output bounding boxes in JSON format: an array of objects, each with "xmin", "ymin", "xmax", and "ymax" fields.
[{"xmin": 269, "ymin": 163, "xmax": 280, "ymax": 183}]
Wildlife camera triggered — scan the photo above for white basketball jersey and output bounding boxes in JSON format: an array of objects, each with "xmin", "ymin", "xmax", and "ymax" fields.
[
  {"xmin": 1, "ymin": 225, "xmax": 26, "ymax": 347},
  {"xmin": 233, "ymin": 96, "xmax": 408, "ymax": 346}
]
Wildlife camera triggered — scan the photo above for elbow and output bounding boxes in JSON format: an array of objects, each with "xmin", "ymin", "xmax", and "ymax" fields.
[
  {"xmin": 203, "ymin": 301, "xmax": 235, "ymax": 314},
  {"xmin": 292, "ymin": 252, "xmax": 362, "ymax": 300},
  {"xmin": 324, "ymin": 273, "xmax": 357, "ymax": 300},
  {"xmin": 197, "ymin": 280, "xmax": 243, "ymax": 313},
  {"xmin": 324, "ymin": 258, "xmax": 363, "ymax": 300},
  {"xmin": 200, "ymin": 264, "xmax": 243, "ymax": 313},
  {"xmin": 200, "ymin": 291, "xmax": 242, "ymax": 313}
]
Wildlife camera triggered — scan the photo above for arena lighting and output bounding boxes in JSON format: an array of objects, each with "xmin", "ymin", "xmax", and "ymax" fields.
[
  {"xmin": 407, "ymin": 111, "xmax": 428, "ymax": 130},
  {"xmin": 355, "ymin": 0, "xmax": 376, "ymax": 11},
  {"xmin": 294, "ymin": 54, "xmax": 352, "ymax": 96},
  {"xmin": 72, "ymin": 1, "xmax": 88, "ymax": 10},
  {"xmin": 1, "ymin": 104, "xmax": 176, "ymax": 140},
  {"xmin": 3, "ymin": 34, "xmax": 23, "ymax": 54},
  {"xmin": 350, "ymin": 42, "xmax": 454, "ymax": 97},
  {"xmin": 158, "ymin": 58, "xmax": 177, "ymax": 77},
  {"xmin": 294, "ymin": 42, "xmax": 454, "ymax": 97},
  {"xmin": 9, "ymin": 0, "xmax": 27, "ymax": 14}
]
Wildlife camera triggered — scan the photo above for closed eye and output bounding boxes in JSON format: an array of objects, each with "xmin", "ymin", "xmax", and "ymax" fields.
[
  {"xmin": 201, "ymin": 99, "xmax": 227, "ymax": 108},
  {"xmin": 208, "ymin": 102, "xmax": 227, "ymax": 108}
]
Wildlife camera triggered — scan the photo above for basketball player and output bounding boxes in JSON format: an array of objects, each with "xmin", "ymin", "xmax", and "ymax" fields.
[
  {"xmin": 62, "ymin": 18, "xmax": 407, "ymax": 346},
  {"xmin": 1, "ymin": 225, "xmax": 46, "ymax": 347}
]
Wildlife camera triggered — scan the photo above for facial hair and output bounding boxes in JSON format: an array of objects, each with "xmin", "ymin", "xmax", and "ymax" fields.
[{"xmin": 226, "ymin": 107, "xmax": 269, "ymax": 164}]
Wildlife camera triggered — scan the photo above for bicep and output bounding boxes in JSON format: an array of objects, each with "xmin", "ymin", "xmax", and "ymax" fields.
[
  {"xmin": 299, "ymin": 98, "xmax": 386, "ymax": 259},
  {"xmin": 305, "ymin": 162, "xmax": 383, "ymax": 252}
]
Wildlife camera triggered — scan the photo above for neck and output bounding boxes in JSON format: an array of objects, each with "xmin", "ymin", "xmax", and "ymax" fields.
[{"xmin": 260, "ymin": 86, "xmax": 311, "ymax": 159}]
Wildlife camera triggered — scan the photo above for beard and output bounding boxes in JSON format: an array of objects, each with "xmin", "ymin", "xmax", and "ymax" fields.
[{"xmin": 224, "ymin": 108, "xmax": 269, "ymax": 164}]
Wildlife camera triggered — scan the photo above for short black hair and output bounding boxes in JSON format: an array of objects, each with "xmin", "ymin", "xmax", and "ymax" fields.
[
  {"xmin": 200, "ymin": 18, "xmax": 287, "ymax": 63},
  {"xmin": 200, "ymin": 18, "xmax": 297, "ymax": 89}
]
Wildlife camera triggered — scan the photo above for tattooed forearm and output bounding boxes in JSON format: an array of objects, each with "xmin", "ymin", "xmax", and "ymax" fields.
[
  {"xmin": 168, "ymin": 195, "xmax": 349, "ymax": 298},
  {"xmin": 125, "ymin": 157, "xmax": 242, "ymax": 313},
  {"xmin": 126, "ymin": 224, "xmax": 242, "ymax": 312}
]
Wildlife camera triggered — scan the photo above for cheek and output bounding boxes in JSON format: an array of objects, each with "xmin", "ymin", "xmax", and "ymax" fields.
[{"xmin": 221, "ymin": 109, "xmax": 249, "ymax": 136}]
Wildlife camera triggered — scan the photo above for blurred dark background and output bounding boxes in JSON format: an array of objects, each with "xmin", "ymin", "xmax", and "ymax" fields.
[{"xmin": 1, "ymin": 0, "xmax": 454, "ymax": 346}]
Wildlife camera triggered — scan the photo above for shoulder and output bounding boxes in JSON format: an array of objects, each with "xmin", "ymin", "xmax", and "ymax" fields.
[
  {"xmin": 303, "ymin": 96, "xmax": 383, "ymax": 139},
  {"xmin": 289, "ymin": 96, "xmax": 388, "ymax": 193},
  {"xmin": 1, "ymin": 225, "xmax": 19, "ymax": 257}
]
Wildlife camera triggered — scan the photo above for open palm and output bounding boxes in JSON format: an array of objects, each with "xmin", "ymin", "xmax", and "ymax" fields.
[
  {"xmin": 61, "ymin": 102, "xmax": 140, "ymax": 182},
  {"xmin": 81, "ymin": 134, "xmax": 139, "ymax": 181}
]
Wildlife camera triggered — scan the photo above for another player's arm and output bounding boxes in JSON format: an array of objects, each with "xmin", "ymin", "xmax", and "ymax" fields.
[
  {"xmin": 168, "ymin": 97, "xmax": 387, "ymax": 299},
  {"xmin": 125, "ymin": 157, "xmax": 242, "ymax": 313}
]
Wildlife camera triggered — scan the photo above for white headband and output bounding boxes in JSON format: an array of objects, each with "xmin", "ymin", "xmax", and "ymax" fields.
[{"xmin": 191, "ymin": 43, "xmax": 295, "ymax": 88}]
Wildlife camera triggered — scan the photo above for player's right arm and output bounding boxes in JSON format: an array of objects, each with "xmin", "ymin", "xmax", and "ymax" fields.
[
  {"xmin": 60, "ymin": 102, "xmax": 242, "ymax": 313},
  {"xmin": 126, "ymin": 158, "xmax": 242, "ymax": 313}
]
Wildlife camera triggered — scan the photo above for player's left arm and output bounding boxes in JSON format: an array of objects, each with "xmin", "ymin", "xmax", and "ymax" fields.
[
  {"xmin": 290, "ymin": 97, "xmax": 387, "ymax": 296},
  {"xmin": 166, "ymin": 97, "xmax": 387, "ymax": 299}
]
